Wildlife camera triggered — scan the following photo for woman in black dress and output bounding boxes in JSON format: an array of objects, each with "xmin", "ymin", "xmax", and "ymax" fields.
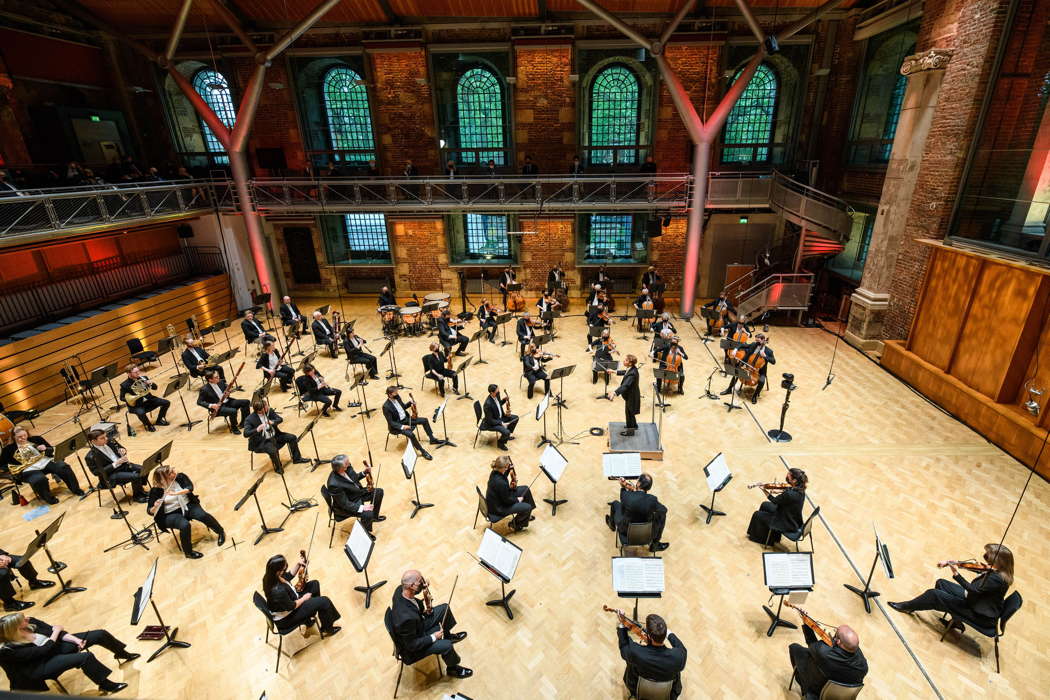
[
  {"xmin": 262, "ymin": 554, "xmax": 341, "ymax": 636},
  {"xmin": 746, "ymin": 468, "xmax": 807, "ymax": 545}
]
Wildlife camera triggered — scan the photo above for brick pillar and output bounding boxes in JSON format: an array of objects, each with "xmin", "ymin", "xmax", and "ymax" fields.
[
  {"xmin": 0, "ymin": 53, "xmax": 30, "ymax": 166},
  {"xmin": 846, "ymin": 49, "xmax": 952, "ymax": 350},
  {"xmin": 513, "ymin": 41, "xmax": 574, "ymax": 171}
]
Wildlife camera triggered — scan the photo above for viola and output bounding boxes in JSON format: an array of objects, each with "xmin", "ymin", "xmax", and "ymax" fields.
[
  {"xmin": 939, "ymin": 559, "xmax": 995, "ymax": 573},
  {"xmin": 421, "ymin": 577, "xmax": 434, "ymax": 615},
  {"xmin": 747, "ymin": 481, "xmax": 791, "ymax": 491},
  {"xmin": 785, "ymin": 602, "xmax": 834, "ymax": 646},
  {"xmin": 363, "ymin": 459, "xmax": 375, "ymax": 489},
  {"xmin": 509, "ymin": 465, "xmax": 518, "ymax": 490},
  {"xmin": 602, "ymin": 605, "xmax": 650, "ymax": 644},
  {"xmin": 618, "ymin": 477, "xmax": 640, "ymax": 491}
]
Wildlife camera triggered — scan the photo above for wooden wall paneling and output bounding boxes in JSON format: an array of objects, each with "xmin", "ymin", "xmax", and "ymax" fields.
[
  {"xmin": 905, "ymin": 247, "xmax": 982, "ymax": 369},
  {"xmin": 998, "ymin": 275, "xmax": 1050, "ymax": 404}
]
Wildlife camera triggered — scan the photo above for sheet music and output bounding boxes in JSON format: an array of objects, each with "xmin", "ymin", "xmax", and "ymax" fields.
[
  {"xmin": 602, "ymin": 452, "xmax": 642, "ymax": 478},
  {"xmin": 874, "ymin": 523, "xmax": 894, "ymax": 579},
  {"xmin": 762, "ymin": 552, "xmax": 814, "ymax": 590},
  {"xmin": 612, "ymin": 557, "xmax": 664, "ymax": 595},
  {"xmin": 434, "ymin": 399, "xmax": 448, "ymax": 421},
  {"xmin": 478, "ymin": 528, "xmax": 522, "ymax": 581},
  {"xmin": 703, "ymin": 453, "xmax": 731, "ymax": 492},
  {"xmin": 539, "ymin": 443, "xmax": 568, "ymax": 482},
  {"xmin": 401, "ymin": 440, "xmax": 417, "ymax": 478},
  {"xmin": 134, "ymin": 559, "xmax": 159, "ymax": 625},
  {"xmin": 536, "ymin": 391, "xmax": 550, "ymax": 421},
  {"xmin": 344, "ymin": 520, "xmax": 374, "ymax": 572}
]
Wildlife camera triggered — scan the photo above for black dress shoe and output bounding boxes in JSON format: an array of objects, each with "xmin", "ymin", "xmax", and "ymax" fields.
[
  {"xmin": 44, "ymin": 496, "xmax": 59, "ymax": 505},
  {"xmin": 28, "ymin": 580, "xmax": 55, "ymax": 590},
  {"xmin": 333, "ymin": 406, "xmax": 343, "ymax": 412},
  {"xmin": 429, "ymin": 438, "xmax": 445, "ymax": 445},
  {"xmin": 447, "ymin": 665, "xmax": 473, "ymax": 679},
  {"xmin": 649, "ymin": 541, "xmax": 670, "ymax": 552},
  {"xmin": 421, "ymin": 450, "xmax": 433, "ymax": 461},
  {"xmin": 719, "ymin": 388, "xmax": 733, "ymax": 396},
  {"xmin": 605, "ymin": 515, "xmax": 614, "ymax": 530},
  {"xmin": 321, "ymin": 411, "xmax": 331, "ymax": 418},
  {"xmin": 116, "ymin": 652, "xmax": 141, "ymax": 663},
  {"xmin": 230, "ymin": 427, "xmax": 241, "ymax": 435},
  {"xmin": 133, "ymin": 495, "xmax": 149, "ymax": 504},
  {"xmin": 216, "ymin": 532, "xmax": 226, "ymax": 547},
  {"xmin": 497, "ymin": 443, "xmax": 509, "ymax": 451},
  {"xmin": 887, "ymin": 602, "xmax": 913, "ymax": 614},
  {"xmin": 375, "ymin": 515, "xmax": 387, "ymax": 522},
  {"xmin": 3, "ymin": 600, "xmax": 34, "ymax": 611},
  {"xmin": 72, "ymin": 490, "xmax": 87, "ymax": 497},
  {"xmin": 451, "ymin": 387, "xmax": 461, "ymax": 395},
  {"xmin": 751, "ymin": 396, "xmax": 758, "ymax": 404},
  {"xmin": 619, "ymin": 430, "xmax": 635, "ymax": 437},
  {"xmin": 99, "ymin": 681, "xmax": 128, "ymax": 694},
  {"xmin": 185, "ymin": 550, "xmax": 204, "ymax": 559},
  {"xmin": 293, "ymin": 458, "xmax": 311, "ymax": 464},
  {"xmin": 156, "ymin": 419, "xmax": 170, "ymax": 426},
  {"xmin": 448, "ymin": 631, "xmax": 468, "ymax": 642},
  {"xmin": 455, "ymin": 351, "xmax": 467, "ymax": 357},
  {"xmin": 321, "ymin": 625, "xmax": 342, "ymax": 637},
  {"xmin": 144, "ymin": 425, "xmax": 156, "ymax": 432}
]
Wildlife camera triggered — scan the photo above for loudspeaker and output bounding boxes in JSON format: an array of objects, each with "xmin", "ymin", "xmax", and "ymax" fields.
[
  {"xmin": 177, "ymin": 224, "xmax": 194, "ymax": 238},
  {"xmin": 646, "ymin": 216, "xmax": 662, "ymax": 238}
]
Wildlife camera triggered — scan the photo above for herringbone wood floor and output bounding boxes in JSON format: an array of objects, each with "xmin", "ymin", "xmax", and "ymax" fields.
[{"xmin": 2, "ymin": 300, "xmax": 1047, "ymax": 699}]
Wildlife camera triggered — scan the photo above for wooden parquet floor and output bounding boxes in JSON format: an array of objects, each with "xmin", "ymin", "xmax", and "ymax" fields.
[{"xmin": 2, "ymin": 300, "xmax": 1047, "ymax": 699}]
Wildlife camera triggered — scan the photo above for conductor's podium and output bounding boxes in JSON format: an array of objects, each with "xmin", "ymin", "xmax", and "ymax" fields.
[{"xmin": 607, "ymin": 422, "xmax": 663, "ymax": 461}]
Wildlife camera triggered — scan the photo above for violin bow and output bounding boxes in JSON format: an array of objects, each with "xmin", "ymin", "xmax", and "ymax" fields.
[{"xmin": 440, "ymin": 574, "xmax": 460, "ymax": 628}]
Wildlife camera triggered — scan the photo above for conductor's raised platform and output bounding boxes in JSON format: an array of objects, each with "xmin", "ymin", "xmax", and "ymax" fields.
[{"xmin": 607, "ymin": 422, "xmax": 663, "ymax": 461}]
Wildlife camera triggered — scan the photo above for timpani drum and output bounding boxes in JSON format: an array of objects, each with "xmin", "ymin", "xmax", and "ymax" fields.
[
  {"xmin": 423, "ymin": 293, "xmax": 451, "ymax": 303},
  {"xmin": 400, "ymin": 306, "xmax": 422, "ymax": 335}
]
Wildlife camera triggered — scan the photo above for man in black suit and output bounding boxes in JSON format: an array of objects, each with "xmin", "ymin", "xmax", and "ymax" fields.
[
  {"xmin": 84, "ymin": 429, "xmax": 147, "ymax": 502},
  {"xmin": 422, "ymin": 343, "xmax": 459, "ymax": 397},
  {"xmin": 326, "ymin": 455, "xmax": 384, "ymax": 533},
  {"xmin": 522, "ymin": 344, "xmax": 550, "ymax": 399},
  {"xmin": 721, "ymin": 332, "xmax": 775, "ymax": 403},
  {"xmin": 499, "ymin": 267, "xmax": 515, "ymax": 308},
  {"xmin": 311, "ymin": 311, "xmax": 339, "ymax": 358},
  {"xmin": 181, "ymin": 336, "xmax": 224, "ymax": 381},
  {"xmin": 606, "ymin": 473, "xmax": 669, "ymax": 552},
  {"xmin": 119, "ymin": 364, "xmax": 169, "ymax": 432},
  {"xmin": 437, "ymin": 310, "xmax": 468, "ymax": 356},
  {"xmin": 615, "ymin": 612, "xmax": 687, "ymax": 699},
  {"xmin": 382, "ymin": 387, "xmax": 439, "ymax": 460},
  {"xmin": 633, "ymin": 288, "xmax": 653, "ymax": 332},
  {"xmin": 482, "ymin": 384, "xmax": 517, "ymax": 451},
  {"xmin": 279, "ymin": 295, "xmax": 304, "ymax": 337},
  {"xmin": 485, "ymin": 455, "xmax": 535, "ymax": 531},
  {"xmin": 256, "ymin": 339, "xmax": 293, "ymax": 391},
  {"xmin": 641, "ymin": 266, "xmax": 663, "ymax": 294},
  {"xmin": 515, "ymin": 313, "xmax": 536, "ymax": 358},
  {"xmin": 788, "ymin": 622, "xmax": 867, "ymax": 699},
  {"xmin": 390, "ymin": 570, "xmax": 472, "ymax": 679},
  {"xmin": 477, "ymin": 300, "xmax": 497, "ymax": 342},
  {"xmin": 547, "ymin": 264, "xmax": 565, "ymax": 292},
  {"xmin": 607, "ymin": 354, "xmax": 640, "ymax": 437},
  {"xmin": 377, "ymin": 286, "xmax": 397, "ymax": 308},
  {"xmin": 295, "ymin": 365, "xmax": 341, "ymax": 417},
  {"xmin": 1, "ymin": 548, "xmax": 55, "ymax": 611},
  {"xmin": 569, "ymin": 154, "xmax": 584, "ymax": 175},
  {"xmin": 244, "ymin": 400, "xmax": 309, "ymax": 472},
  {"xmin": 196, "ymin": 370, "xmax": 249, "ymax": 433},
  {"xmin": 1, "ymin": 428, "xmax": 84, "ymax": 504},
  {"xmin": 241, "ymin": 310, "xmax": 274, "ymax": 345},
  {"xmin": 520, "ymin": 155, "xmax": 539, "ymax": 176},
  {"xmin": 343, "ymin": 327, "xmax": 380, "ymax": 379}
]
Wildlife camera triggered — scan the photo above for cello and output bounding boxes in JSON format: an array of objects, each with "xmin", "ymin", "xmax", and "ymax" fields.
[{"xmin": 663, "ymin": 343, "xmax": 684, "ymax": 394}]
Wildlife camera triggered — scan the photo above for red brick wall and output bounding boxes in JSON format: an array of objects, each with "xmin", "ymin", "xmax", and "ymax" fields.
[
  {"xmin": 390, "ymin": 218, "xmax": 452, "ymax": 293},
  {"xmin": 519, "ymin": 218, "xmax": 576, "ymax": 297},
  {"xmin": 229, "ymin": 59, "xmax": 307, "ymax": 174},
  {"xmin": 0, "ymin": 52, "xmax": 30, "ymax": 166},
  {"xmin": 650, "ymin": 217, "xmax": 688, "ymax": 299},
  {"xmin": 817, "ymin": 13, "xmax": 868, "ymax": 195},
  {"xmin": 652, "ymin": 43, "xmax": 721, "ymax": 173},
  {"xmin": 370, "ymin": 48, "xmax": 440, "ymax": 175},
  {"xmin": 513, "ymin": 44, "xmax": 575, "ymax": 171}
]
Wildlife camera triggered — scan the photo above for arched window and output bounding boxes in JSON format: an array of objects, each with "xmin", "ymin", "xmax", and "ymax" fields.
[
  {"xmin": 590, "ymin": 65, "xmax": 641, "ymax": 165},
  {"xmin": 848, "ymin": 26, "xmax": 916, "ymax": 165},
  {"xmin": 322, "ymin": 66, "xmax": 376, "ymax": 162},
  {"xmin": 457, "ymin": 67, "xmax": 505, "ymax": 165},
  {"xmin": 723, "ymin": 64, "xmax": 778, "ymax": 164},
  {"xmin": 191, "ymin": 69, "xmax": 236, "ymax": 164},
  {"xmin": 879, "ymin": 73, "xmax": 907, "ymax": 160}
]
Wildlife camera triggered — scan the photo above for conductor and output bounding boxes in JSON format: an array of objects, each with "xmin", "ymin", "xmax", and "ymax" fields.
[{"xmin": 606, "ymin": 354, "xmax": 640, "ymax": 437}]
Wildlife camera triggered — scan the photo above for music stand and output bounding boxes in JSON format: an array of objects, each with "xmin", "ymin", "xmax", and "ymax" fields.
[
  {"xmin": 844, "ymin": 524, "xmax": 894, "ymax": 614},
  {"xmin": 16, "ymin": 513, "xmax": 85, "ymax": 607},
  {"xmin": 540, "ymin": 309, "xmax": 560, "ymax": 336},
  {"xmin": 432, "ymin": 399, "xmax": 455, "ymax": 448},
  {"xmin": 495, "ymin": 313, "xmax": 513, "ymax": 347},
  {"xmin": 722, "ymin": 365, "xmax": 750, "ymax": 412},
  {"xmin": 538, "ymin": 443, "xmax": 568, "ymax": 515},
  {"xmin": 162, "ymin": 374, "xmax": 199, "ymax": 431},
  {"xmin": 401, "ymin": 441, "xmax": 432, "ymax": 518},
  {"xmin": 379, "ymin": 338, "xmax": 404, "ymax": 387},
  {"xmin": 157, "ymin": 335, "xmax": 177, "ymax": 370},
  {"xmin": 535, "ymin": 392, "xmax": 552, "ymax": 447},
  {"xmin": 475, "ymin": 528, "xmax": 523, "ymax": 620},
  {"xmin": 350, "ymin": 375, "xmax": 374, "ymax": 417},
  {"xmin": 698, "ymin": 452, "xmax": 732, "ymax": 524},
  {"xmin": 652, "ymin": 369, "xmax": 678, "ymax": 411},
  {"xmin": 52, "ymin": 433, "xmax": 95, "ymax": 504},
  {"xmin": 455, "ymin": 356, "xmax": 474, "ymax": 401},
  {"xmin": 699, "ymin": 308, "xmax": 720, "ymax": 339},
  {"xmin": 612, "ymin": 556, "xmax": 664, "ymax": 622},
  {"xmin": 634, "ymin": 309, "xmax": 654, "ymax": 339},
  {"xmin": 587, "ymin": 324, "xmax": 606, "ymax": 347},
  {"xmin": 234, "ymin": 476, "xmax": 283, "ymax": 545},
  {"xmin": 131, "ymin": 559, "xmax": 190, "ymax": 662},
  {"xmin": 762, "ymin": 552, "xmax": 814, "ymax": 636},
  {"xmin": 104, "ymin": 449, "xmax": 158, "ymax": 552},
  {"xmin": 343, "ymin": 520, "xmax": 386, "ymax": 609},
  {"xmin": 315, "ymin": 304, "xmax": 331, "ymax": 316},
  {"xmin": 469, "ymin": 328, "xmax": 488, "ymax": 365},
  {"xmin": 89, "ymin": 363, "xmax": 122, "ymax": 412},
  {"xmin": 549, "ymin": 365, "xmax": 581, "ymax": 445}
]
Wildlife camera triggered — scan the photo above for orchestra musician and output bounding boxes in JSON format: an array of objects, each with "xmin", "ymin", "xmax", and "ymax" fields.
[
  {"xmin": 256, "ymin": 339, "xmax": 293, "ymax": 392},
  {"xmin": 240, "ymin": 310, "xmax": 275, "ymax": 345},
  {"xmin": 606, "ymin": 355, "xmax": 640, "ymax": 437},
  {"xmin": 1, "ymin": 545, "xmax": 54, "ymax": 611},
  {"xmin": 1, "ymin": 427, "xmax": 84, "ymax": 504},
  {"xmin": 244, "ymin": 400, "xmax": 310, "ymax": 473},
  {"xmin": 279, "ymin": 295, "xmax": 305, "ymax": 337},
  {"xmin": 653, "ymin": 333, "xmax": 687, "ymax": 394},
  {"xmin": 597, "ymin": 265, "xmax": 613, "ymax": 291},
  {"xmin": 722, "ymin": 332, "xmax": 775, "ymax": 404},
  {"xmin": 606, "ymin": 473, "xmax": 669, "ymax": 552},
  {"xmin": 522, "ymin": 344, "xmax": 552, "ymax": 399},
  {"xmin": 197, "ymin": 369, "xmax": 250, "ymax": 433},
  {"xmin": 311, "ymin": 311, "xmax": 339, "ymax": 358},
  {"xmin": 547, "ymin": 264, "xmax": 565, "ymax": 292},
  {"xmin": 483, "ymin": 384, "xmax": 519, "ymax": 451},
  {"xmin": 181, "ymin": 336, "xmax": 225, "ymax": 382},
  {"xmin": 437, "ymin": 309, "xmax": 469, "ymax": 356},
  {"xmin": 536, "ymin": 291, "xmax": 560, "ymax": 330},
  {"xmin": 641, "ymin": 266, "xmax": 663, "ymax": 294},
  {"xmin": 633, "ymin": 288, "xmax": 653, "ymax": 332},
  {"xmin": 723, "ymin": 313, "xmax": 753, "ymax": 342},
  {"xmin": 262, "ymin": 554, "xmax": 342, "ymax": 638},
  {"xmin": 651, "ymin": 312, "xmax": 676, "ymax": 338},
  {"xmin": 586, "ymin": 299, "xmax": 610, "ymax": 349},
  {"xmin": 295, "ymin": 365, "xmax": 342, "ymax": 417},
  {"xmin": 119, "ymin": 364, "xmax": 170, "ymax": 432},
  {"xmin": 382, "ymin": 387, "xmax": 440, "ymax": 460},
  {"xmin": 377, "ymin": 286, "xmax": 397, "ymax": 308},
  {"xmin": 0, "ymin": 612, "xmax": 136, "ymax": 694},
  {"xmin": 788, "ymin": 612, "xmax": 867, "ymax": 698},
  {"xmin": 147, "ymin": 465, "xmax": 226, "ymax": 559},
  {"xmin": 85, "ymin": 429, "xmax": 148, "ymax": 503},
  {"xmin": 888, "ymin": 544, "xmax": 1014, "ymax": 628},
  {"xmin": 486, "ymin": 456, "xmax": 536, "ymax": 531},
  {"xmin": 586, "ymin": 283, "xmax": 602, "ymax": 307},
  {"xmin": 746, "ymin": 468, "xmax": 807, "ymax": 545},
  {"xmin": 422, "ymin": 343, "xmax": 460, "ymax": 397},
  {"xmin": 391, "ymin": 570, "xmax": 472, "ymax": 679},
  {"xmin": 611, "ymin": 610, "xmax": 687, "ymax": 700},
  {"xmin": 703, "ymin": 292, "xmax": 736, "ymax": 335},
  {"xmin": 591, "ymin": 330, "xmax": 618, "ymax": 387},
  {"xmin": 516, "ymin": 312, "xmax": 536, "ymax": 358},
  {"xmin": 499, "ymin": 267, "xmax": 516, "ymax": 308},
  {"xmin": 477, "ymin": 299, "xmax": 498, "ymax": 342},
  {"xmin": 343, "ymin": 326, "xmax": 380, "ymax": 380},
  {"xmin": 326, "ymin": 455, "xmax": 385, "ymax": 533}
]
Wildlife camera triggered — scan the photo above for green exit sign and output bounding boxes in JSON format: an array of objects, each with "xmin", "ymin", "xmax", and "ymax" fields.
[
  {"xmin": 739, "ymin": 216, "xmax": 749, "ymax": 224},
  {"xmin": 89, "ymin": 115, "xmax": 101, "ymax": 122}
]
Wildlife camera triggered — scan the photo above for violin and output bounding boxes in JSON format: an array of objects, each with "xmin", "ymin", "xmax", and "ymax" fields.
[
  {"xmin": 939, "ymin": 559, "xmax": 995, "ymax": 573},
  {"xmin": 509, "ymin": 465, "xmax": 518, "ymax": 489},
  {"xmin": 748, "ymin": 481, "xmax": 791, "ymax": 491},
  {"xmin": 784, "ymin": 602, "xmax": 834, "ymax": 646},
  {"xmin": 602, "ymin": 605, "xmax": 650, "ymax": 644},
  {"xmin": 407, "ymin": 391, "xmax": 419, "ymax": 420},
  {"xmin": 295, "ymin": 548, "xmax": 309, "ymax": 593},
  {"xmin": 618, "ymin": 477, "xmax": 640, "ymax": 491},
  {"xmin": 421, "ymin": 577, "xmax": 434, "ymax": 615},
  {"xmin": 601, "ymin": 338, "xmax": 620, "ymax": 355},
  {"xmin": 363, "ymin": 458, "xmax": 374, "ymax": 489}
]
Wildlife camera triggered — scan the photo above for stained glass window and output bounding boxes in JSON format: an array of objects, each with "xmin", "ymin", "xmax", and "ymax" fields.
[
  {"xmin": 465, "ymin": 213, "xmax": 509, "ymax": 257},
  {"xmin": 722, "ymin": 63, "xmax": 777, "ymax": 164},
  {"xmin": 588, "ymin": 214, "xmax": 633, "ymax": 257},
  {"xmin": 343, "ymin": 213, "xmax": 389, "ymax": 252},
  {"xmin": 322, "ymin": 66, "xmax": 376, "ymax": 162},
  {"xmin": 590, "ymin": 65, "xmax": 640, "ymax": 165},
  {"xmin": 457, "ymin": 68, "xmax": 505, "ymax": 165},
  {"xmin": 880, "ymin": 73, "xmax": 907, "ymax": 160},
  {"xmin": 191, "ymin": 69, "xmax": 236, "ymax": 165}
]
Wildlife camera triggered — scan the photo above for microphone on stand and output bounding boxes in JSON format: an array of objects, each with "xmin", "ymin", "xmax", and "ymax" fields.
[{"xmin": 822, "ymin": 373, "xmax": 834, "ymax": 391}]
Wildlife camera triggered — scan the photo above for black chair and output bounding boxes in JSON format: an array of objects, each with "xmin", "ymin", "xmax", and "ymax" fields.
[
  {"xmin": 0, "ymin": 401, "xmax": 39, "ymax": 427},
  {"xmin": 252, "ymin": 591, "xmax": 323, "ymax": 673},
  {"xmin": 473, "ymin": 485, "xmax": 514, "ymax": 531},
  {"xmin": 783, "ymin": 506, "xmax": 820, "ymax": 552},
  {"xmin": 320, "ymin": 485, "xmax": 354, "ymax": 548},
  {"xmin": 384, "ymin": 607, "xmax": 443, "ymax": 698},
  {"xmin": 127, "ymin": 338, "xmax": 159, "ymax": 367},
  {"xmin": 938, "ymin": 590, "xmax": 1022, "ymax": 673},
  {"xmin": 617, "ymin": 518, "xmax": 656, "ymax": 557},
  {"xmin": 789, "ymin": 673, "xmax": 864, "ymax": 699},
  {"xmin": 472, "ymin": 400, "xmax": 500, "ymax": 448},
  {"xmin": 634, "ymin": 677, "xmax": 675, "ymax": 700}
]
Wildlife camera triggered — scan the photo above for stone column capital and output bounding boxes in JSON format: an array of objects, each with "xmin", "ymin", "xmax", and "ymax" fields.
[{"xmin": 900, "ymin": 49, "xmax": 953, "ymax": 76}]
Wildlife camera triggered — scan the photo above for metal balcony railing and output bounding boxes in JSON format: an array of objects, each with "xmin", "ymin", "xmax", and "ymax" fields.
[{"xmin": 735, "ymin": 273, "xmax": 815, "ymax": 319}]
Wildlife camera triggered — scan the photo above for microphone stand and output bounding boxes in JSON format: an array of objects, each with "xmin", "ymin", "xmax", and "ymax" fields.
[{"xmin": 767, "ymin": 379, "xmax": 796, "ymax": 443}]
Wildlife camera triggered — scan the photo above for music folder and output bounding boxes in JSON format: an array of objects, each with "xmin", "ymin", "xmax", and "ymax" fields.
[
  {"xmin": 602, "ymin": 451, "xmax": 641, "ymax": 479},
  {"xmin": 874, "ymin": 524, "xmax": 894, "ymax": 579},
  {"xmin": 131, "ymin": 559, "xmax": 159, "ymax": 626},
  {"xmin": 535, "ymin": 391, "xmax": 550, "ymax": 421},
  {"xmin": 762, "ymin": 552, "xmax": 814, "ymax": 592},
  {"xmin": 703, "ymin": 452, "xmax": 732, "ymax": 492},
  {"xmin": 611, "ymin": 556, "xmax": 664, "ymax": 599},
  {"xmin": 539, "ymin": 443, "xmax": 568, "ymax": 483},
  {"xmin": 401, "ymin": 440, "xmax": 417, "ymax": 479},
  {"xmin": 343, "ymin": 520, "xmax": 375, "ymax": 573},
  {"xmin": 477, "ymin": 528, "xmax": 522, "ymax": 583}
]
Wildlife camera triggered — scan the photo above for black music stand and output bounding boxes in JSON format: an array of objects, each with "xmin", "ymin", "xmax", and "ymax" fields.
[
  {"xmin": 538, "ymin": 443, "xmax": 568, "ymax": 516},
  {"xmin": 432, "ymin": 399, "xmax": 455, "ymax": 448},
  {"xmin": 131, "ymin": 560, "xmax": 190, "ymax": 662},
  {"xmin": 652, "ymin": 369, "xmax": 677, "ymax": 411},
  {"xmin": 234, "ymin": 476, "xmax": 283, "ymax": 545},
  {"xmin": 297, "ymin": 418, "xmax": 330, "ymax": 472},
  {"xmin": 157, "ymin": 335, "xmax": 177, "ymax": 370},
  {"xmin": 343, "ymin": 520, "xmax": 386, "ymax": 609},
  {"xmin": 469, "ymin": 328, "xmax": 488, "ymax": 364},
  {"xmin": 495, "ymin": 313, "xmax": 513, "ymax": 347},
  {"xmin": 16, "ymin": 514, "xmax": 86, "ymax": 607},
  {"xmin": 52, "ymin": 433, "xmax": 95, "ymax": 504},
  {"xmin": 698, "ymin": 453, "xmax": 732, "ymax": 525},
  {"xmin": 722, "ymin": 366, "xmax": 750, "ymax": 413},
  {"xmin": 540, "ymin": 309, "xmax": 560, "ymax": 336},
  {"xmin": 455, "ymin": 357, "xmax": 474, "ymax": 401},
  {"xmin": 844, "ymin": 525, "xmax": 894, "ymax": 614},
  {"xmin": 162, "ymin": 374, "xmax": 199, "ymax": 431},
  {"xmin": 762, "ymin": 552, "xmax": 814, "ymax": 637},
  {"xmin": 549, "ymin": 365, "xmax": 581, "ymax": 445},
  {"xmin": 549, "ymin": 362, "xmax": 573, "ymax": 410},
  {"xmin": 475, "ymin": 530, "xmax": 523, "ymax": 620},
  {"xmin": 90, "ymin": 363, "xmax": 122, "ymax": 412},
  {"xmin": 535, "ymin": 392, "xmax": 552, "ymax": 447},
  {"xmin": 103, "ymin": 446, "xmax": 166, "ymax": 553},
  {"xmin": 634, "ymin": 309, "xmax": 654, "ymax": 339},
  {"xmin": 401, "ymin": 442, "xmax": 433, "ymax": 518},
  {"xmin": 349, "ymin": 375, "xmax": 373, "ymax": 416},
  {"xmin": 379, "ymin": 338, "xmax": 404, "ymax": 387},
  {"xmin": 612, "ymin": 556, "xmax": 664, "ymax": 623}
]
